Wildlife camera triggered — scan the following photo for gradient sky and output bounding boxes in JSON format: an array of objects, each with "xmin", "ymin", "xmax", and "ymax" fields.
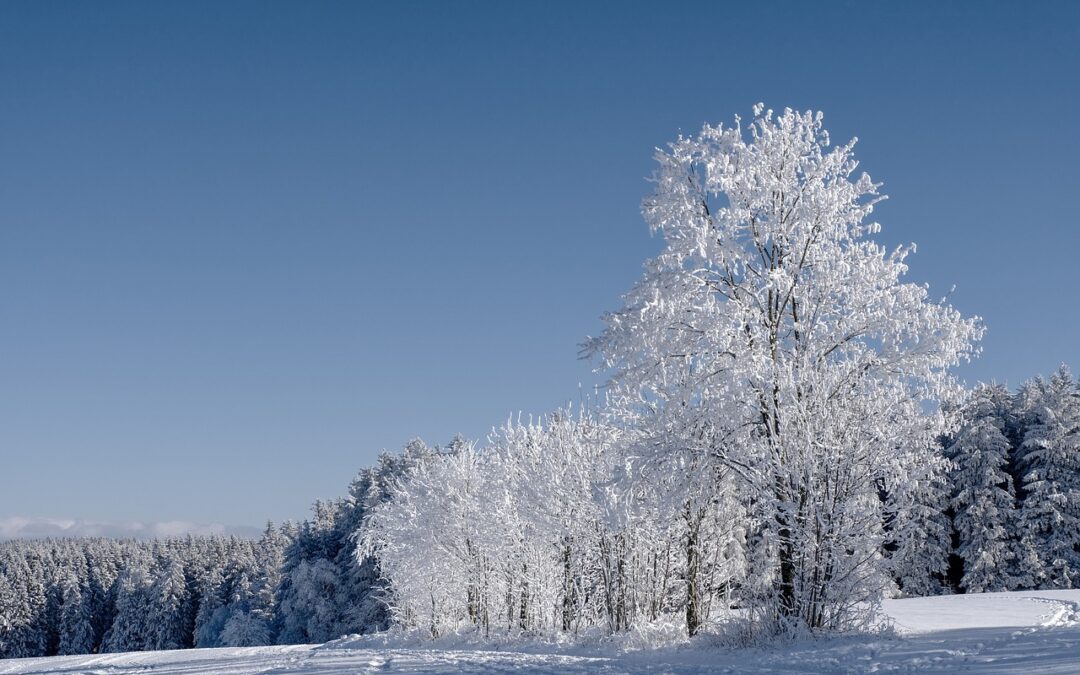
[{"xmin": 1, "ymin": 1, "xmax": 1077, "ymax": 531}]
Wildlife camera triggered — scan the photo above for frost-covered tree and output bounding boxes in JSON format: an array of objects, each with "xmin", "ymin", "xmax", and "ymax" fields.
[
  {"xmin": 147, "ymin": 559, "xmax": 190, "ymax": 651},
  {"xmin": 612, "ymin": 424, "xmax": 747, "ymax": 635},
  {"xmin": 56, "ymin": 573, "xmax": 95, "ymax": 656},
  {"xmin": 220, "ymin": 609, "xmax": 271, "ymax": 647},
  {"xmin": 364, "ymin": 439, "xmax": 484, "ymax": 638},
  {"xmin": 884, "ymin": 450, "xmax": 953, "ymax": 597},
  {"xmin": 947, "ymin": 384, "xmax": 1024, "ymax": 592},
  {"xmin": 0, "ymin": 553, "xmax": 48, "ymax": 658},
  {"xmin": 363, "ymin": 408, "xmax": 745, "ymax": 639},
  {"xmin": 1017, "ymin": 365, "xmax": 1080, "ymax": 587},
  {"xmin": 251, "ymin": 522, "xmax": 287, "ymax": 626},
  {"xmin": 102, "ymin": 563, "xmax": 154, "ymax": 652},
  {"xmin": 277, "ymin": 559, "xmax": 342, "ymax": 643},
  {"xmin": 342, "ymin": 453, "xmax": 410, "ymax": 634},
  {"xmin": 586, "ymin": 105, "xmax": 983, "ymax": 633},
  {"xmin": 194, "ymin": 565, "xmax": 229, "ymax": 648},
  {"xmin": 0, "ymin": 570, "xmax": 38, "ymax": 658},
  {"xmin": 273, "ymin": 440, "xmax": 434, "ymax": 643},
  {"xmin": 0, "ymin": 535, "xmax": 294, "ymax": 657},
  {"xmin": 370, "ymin": 416, "xmax": 576, "ymax": 636}
]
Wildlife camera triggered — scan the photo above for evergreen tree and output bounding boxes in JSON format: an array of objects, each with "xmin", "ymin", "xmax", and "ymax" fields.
[
  {"xmin": 251, "ymin": 522, "xmax": 288, "ymax": 627},
  {"xmin": 0, "ymin": 572, "xmax": 28, "ymax": 658},
  {"xmin": 948, "ymin": 384, "xmax": 1024, "ymax": 592},
  {"xmin": 57, "ymin": 573, "xmax": 95, "ymax": 656},
  {"xmin": 277, "ymin": 559, "xmax": 341, "ymax": 643},
  {"xmin": 886, "ymin": 452, "xmax": 953, "ymax": 596},
  {"xmin": 1017, "ymin": 365, "xmax": 1080, "ymax": 588},
  {"xmin": 194, "ymin": 566, "xmax": 229, "ymax": 648},
  {"xmin": 147, "ymin": 560, "xmax": 189, "ymax": 651},
  {"xmin": 102, "ymin": 564, "xmax": 153, "ymax": 653},
  {"xmin": 220, "ymin": 609, "xmax": 271, "ymax": 647}
]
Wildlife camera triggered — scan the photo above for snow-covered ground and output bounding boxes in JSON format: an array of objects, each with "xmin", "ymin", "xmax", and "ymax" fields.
[{"xmin": 4, "ymin": 590, "xmax": 1080, "ymax": 674}]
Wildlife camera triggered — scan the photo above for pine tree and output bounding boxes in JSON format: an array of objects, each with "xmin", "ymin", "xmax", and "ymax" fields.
[
  {"xmin": 102, "ymin": 564, "xmax": 153, "ymax": 652},
  {"xmin": 57, "ymin": 573, "xmax": 95, "ymax": 656},
  {"xmin": 194, "ymin": 565, "xmax": 229, "ymax": 648},
  {"xmin": 147, "ymin": 560, "xmax": 189, "ymax": 651},
  {"xmin": 220, "ymin": 609, "xmax": 270, "ymax": 647},
  {"xmin": 948, "ymin": 384, "xmax": 1024, "ymax": 592},
  {"xmin": 277, "ymin": 559, "xmax": 341, "ymax": 643},
  {"xmin": 0, "ymin": 553, "xmax": 49, "ymax": 658},
  {"xmin": 1017, "ymin": 365, "xmax": 1080, "ymax": 588},
  {"xmin": 251, "ymin": 522, "xmax": 288, "ymax": 628},
  {"xmin": 886, "ymin": 452, "xmax": 953, "ymax": 597},
  {"xmin": 0, "ymin": 572, "xmax": 27, "ymax": 658}
]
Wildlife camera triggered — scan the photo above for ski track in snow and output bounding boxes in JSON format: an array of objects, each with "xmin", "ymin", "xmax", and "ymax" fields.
[
  {"xmin": 1030, "ymin": 596, "xmax": 1080, "ymax": 628},
  {"xmin": 6, "ymin": 592, "xmax": 1080, "ymax": 674}
]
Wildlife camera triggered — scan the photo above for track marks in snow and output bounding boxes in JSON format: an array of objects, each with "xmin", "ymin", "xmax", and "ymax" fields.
[{"xmin": 1029, "ymin": 596, "xmax": 1080, "ymax": 628}]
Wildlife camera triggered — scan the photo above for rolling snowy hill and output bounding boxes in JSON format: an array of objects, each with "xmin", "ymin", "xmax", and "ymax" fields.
[{"xmin": 3, "ymin": 590, "xmax": 1079, "ymax": 674}]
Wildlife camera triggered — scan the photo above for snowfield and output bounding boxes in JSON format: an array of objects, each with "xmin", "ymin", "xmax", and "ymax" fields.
[{"xmin": 4, "ymin": 591, "xmax": 1080, "ymax": 674}]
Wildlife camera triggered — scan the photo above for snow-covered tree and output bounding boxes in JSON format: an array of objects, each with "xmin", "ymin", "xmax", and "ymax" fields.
[
  {"xmin": 1017, "ymin": 365, "xmax": 1080, "ymax": 587},
  {"xmin": 56, "ymin": 573, "xmax": 95, "ymax": 656},
  {"xmin": 276, "ymin": 559, "xmax": 342, "ymax": 643},
  {"xmin": 102, "ymin": 563, "xmax": 154, "ymax": 652},
  {"xmin": 147, "ymin": 559, "xmax": 190, "ymax": 651},
  {"xmin": 884, "ymin": 450, "xmax": 953, "ymax": 597},
  {"xmin": 194, "ymin": 565, "xmax": 229, "ymax": 648},
  {"xmin": 342, "ymin": 454, "xmax": 410, "ymax": 634},
  {"xmin": 0, "ymin": 534, "xmax": 299, "ymax": 657},
  {"xmin": 0, "ymin": 569, "xmax": 38, "ymax": 658},
  {"xmin": 364, "ymin": 439, "xmax": 483, "ymax": 637},
  {"xmin": 947, "ymin": 384, "xmax": 1023, "ymax": 592},
  {"xmin": 611, "ymin": 424, "xmax": 747, "ymax": 635},
  {"xmin": 220, "ymin": 609, "xmax": 271, "ymax": 647},
  {"xmin": 0, "ymin": 552, "xmax": 48, "ymax": 658},
  {"xmin": 586, "ymin": 105, "xmax": 983, "ymax": 633},
  {"xmin": 251, "ymin": 522, "xmax": 288, "ymax": 626},
  {"xmin": 363, "ymin": 407, "xmax": 747, "ymax": 639}
]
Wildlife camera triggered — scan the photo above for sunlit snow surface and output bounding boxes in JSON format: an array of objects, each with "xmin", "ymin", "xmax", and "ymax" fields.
[{"xmin": 4, "ymin": 591, "xmax": 1080, "ymax": 674}]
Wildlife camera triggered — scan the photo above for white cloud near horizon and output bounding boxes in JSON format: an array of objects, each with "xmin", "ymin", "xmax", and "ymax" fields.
[{"xmin": 0, "ymin": 516, "xmax": 261, "ymax": 540}]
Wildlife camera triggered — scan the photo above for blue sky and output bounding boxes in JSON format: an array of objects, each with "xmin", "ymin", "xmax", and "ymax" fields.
[{"xmin": 1, "ymin": 1, "xmax": 1077, "ymax": 531}]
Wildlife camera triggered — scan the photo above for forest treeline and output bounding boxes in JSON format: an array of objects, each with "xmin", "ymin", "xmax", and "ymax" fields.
[
  {"xmin": 0, "ymin": 444, "xmax": 427, "ymax": 658},
  {"xmin": 1, "ymin": 368, "xmax": 1078, "ymax": 658}
]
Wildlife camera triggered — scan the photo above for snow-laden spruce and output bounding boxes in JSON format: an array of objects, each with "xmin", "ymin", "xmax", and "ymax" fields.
[
  {"xmin": 883, "ymin": 454, "xmax": 953, "ymax": 598},
  {"xmin": 947, "ymin": 384, "xmax": 1027, "ymax": 593},
  {"xmin": 1016, "ymin": 365, "xmax": 1080, "ymax": 587},
  {"xmin": 585, "ymin": 105, "xmax": 983, "ymax": 634}
]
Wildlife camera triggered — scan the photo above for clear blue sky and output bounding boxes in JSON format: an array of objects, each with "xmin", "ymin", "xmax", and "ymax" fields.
[{"xmin": 1, "ymin": 1, "xmax": 1077, "ymax": 531}]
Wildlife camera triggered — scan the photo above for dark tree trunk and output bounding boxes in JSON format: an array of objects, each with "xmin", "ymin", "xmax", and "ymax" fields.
[{"xmin": 685, "ymin": 518, "xmax": 702, "ymax": 636}]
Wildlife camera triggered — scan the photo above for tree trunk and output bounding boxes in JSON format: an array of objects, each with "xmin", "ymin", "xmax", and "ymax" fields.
[
  {"xmin": 775, "ymin": 479, "xmax": 797, "ymax": 623},
  {"xmin": 561, "ymin": 539, "xmax": 575, "ymax": 632},
  {"xmin": 518, "ymin": 563, "xmax": 529, "ymax": 631},
  {"xmin": 685, "ymin": 512, "xmax": 702, "ymax": 636}
]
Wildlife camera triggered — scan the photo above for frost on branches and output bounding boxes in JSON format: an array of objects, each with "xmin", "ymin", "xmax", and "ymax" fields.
[
  {"xmin": 947, "ymin": 384, "xmax": 1025, "ymax": 593},
  {"xmin": 1016, "ymin": 365, "xmax": 1080, "ymax": 587},
  {"xmin": 882, "ymin": 450, "xmax": 953, "ymax": 598},
  {"xmin": 361, "ymin": 409, "xmax": 747, "ymax": 640},
  {"xmin": 586, "ymin": 105, "xmax": 983, "ymax": 634}
]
